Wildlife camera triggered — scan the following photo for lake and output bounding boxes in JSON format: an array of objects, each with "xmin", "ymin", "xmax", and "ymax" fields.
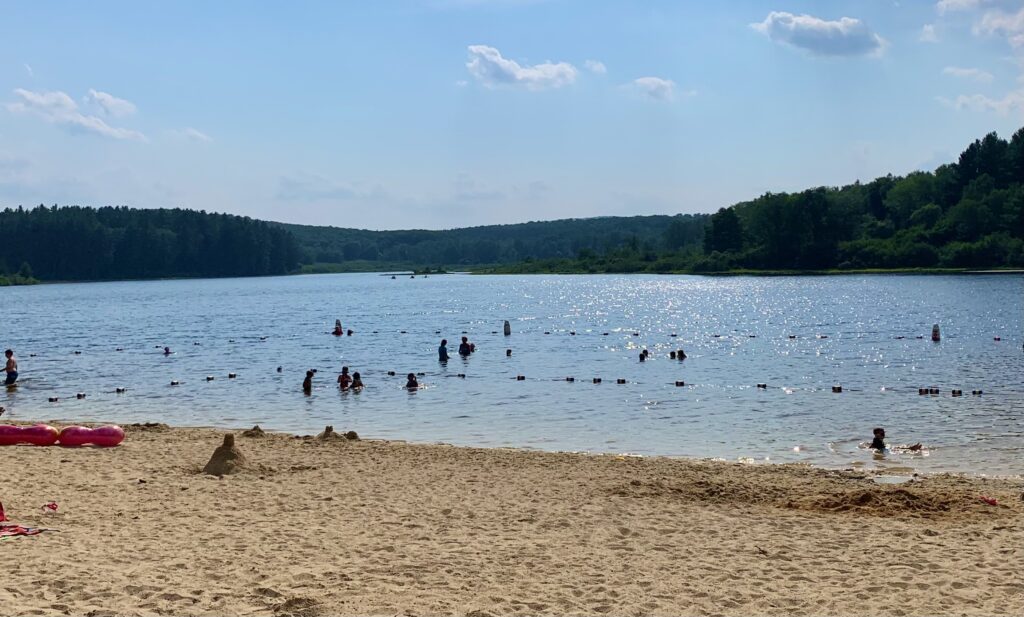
[{"xmin": 2, "ymin": 273, "xmax": 1021, "ymax": 476}]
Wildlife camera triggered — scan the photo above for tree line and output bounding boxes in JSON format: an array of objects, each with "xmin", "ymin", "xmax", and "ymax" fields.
[{"xmin": 0, "ymin": 206, "xmax": 301, "ymax": 281}]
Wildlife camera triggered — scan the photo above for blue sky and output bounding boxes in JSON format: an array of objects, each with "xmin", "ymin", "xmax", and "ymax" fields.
[{"xmin": 1, "ymin": 0, "xmax": 1022, "ymax": 229}]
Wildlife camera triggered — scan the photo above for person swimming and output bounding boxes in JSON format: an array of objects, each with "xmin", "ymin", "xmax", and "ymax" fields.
[
  {"xmin": 303, "ymin": 370, "xmax": 314, "ymax": 394},
  {"xmin": 337, "ymin": 366, "xmax": 352, "ymax": 390},
  {"xmin": 438, "ymin": 339, "xmax": 450, "ymax": 362},
  {"xmin": 4, "ymin": 349, "xmax": 18, "ymax": 386},
  {"xmin": 163, "ymin": 346, "xmax": 172, "ymax": 356},
  {"xmin": 405, "ymin": 373, "xmax": 419, "ymax": 389},
  {"xmin": 870, "ymin": 427, "xmax": 922, "ymax": 453},
  {"xmin": 351, "ymin": 372, "xmax": 363, "ymax": 390},
  {"xmin": 332, "ymin": 319, "xmax": 343, "ymax": 336}
]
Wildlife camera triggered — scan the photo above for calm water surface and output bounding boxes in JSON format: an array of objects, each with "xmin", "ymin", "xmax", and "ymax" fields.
[{"xmin": 2, "ymin": 273, "xmax": 1021, "ymax": 476}]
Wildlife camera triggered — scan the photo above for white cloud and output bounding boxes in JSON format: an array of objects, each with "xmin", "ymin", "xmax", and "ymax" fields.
[
  {"xmin": 943, "ymin": 66, "xmax": 995, "ymax": 82},
  {"xmin": 630, "ymin": 77, "xmax": 676, "ymax": 101},
  {"xmin": 938, "ymin": 89, "xmax": 1024, "ymax": 114},
  {"xmin": 584, "ymin": 59, "xmax": 607, "ymax": 74},
  {"xmin": 920, "ymin": 24, "xmax": 939, "ymax": 42},
  {"xmin": 466, "ymin": 45, "xmax": 577, "ymax": 90},
  {"xmin": 975, "ymin": 7, "xmax": 1024, "ymax": 47},
  {"xmin": 85, "ymin": 89, "xmax": 137, "ymax": 117},
  {"xmin": 6, "ymin": 88, "xmax": 146, "ymax": 141},
  {"xmin": 751, "ymin": 11, "xmax": 887, "ymax": 56},
  {"xmin": 183, "ymin": 127, "xmax": 212, "ymax": 143},
  {"xmin": 937, "ymin": 0, "xmax": 986, "ymax": 15}
]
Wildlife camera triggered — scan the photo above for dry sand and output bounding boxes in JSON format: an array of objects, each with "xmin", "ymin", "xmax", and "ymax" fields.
[{"xmin": 1, "ymin": 422, "xmax": 1022, "ymax": 617}]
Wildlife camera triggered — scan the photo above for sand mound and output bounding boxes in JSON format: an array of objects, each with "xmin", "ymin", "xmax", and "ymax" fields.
[
  {"xmin": 315, "ymin": 426, "xmax": 358, "ymax": 441},
  {"xmin": 202, "ymin": 433, "xmax": 248, "ymax": 476},
  {"xmin": 788, "ymin": 487, "xmax": 970, "ymax": 516},
  {"xmin": 127, "ymin": 422, "xmax": 169, "ymax": 432},
  {"xmin": 274, "ymin": 597, "xmax": 323, "ymax": 617},
  {"xmin": 241, "ymin": 425, "xmax": 267, "ymax": 438}
]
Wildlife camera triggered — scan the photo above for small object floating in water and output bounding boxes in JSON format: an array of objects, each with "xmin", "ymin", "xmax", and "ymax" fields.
[
  {"xmin": 593, "ymin": 378, "xmax": 602, "ymax": 384},
  {"xmin": 259, "ymin": 336, "xmax": 267, "ymax": 341},
  {"xmin": 116, "ymin": 387, "xmax": 127, "ymax": 394},
  {"xmin": 387, "ymin": 371, "xmax": 396, "ymax": 376},
  {"xmin": 788, "ymin": 335, "xmax": 796, "ymax": 339},
  {"xmin": 748, "ymin": 334, "xmax": 756, "ymax": 338},
  {"xmin": 435, "ymin": 330, "xmax": 441, "ymax": 334},
  {"xmin": 570, "ymin": 331, "xmax": 576, "ymax": 336},
  {"xmin": 632, "ymin": 332, "xmax": 639, "ymax": 337},
  {"xmin": 915, "ymin": 335, "xmax": 923, "ymax": 339},
  {"xmin": 76, "ymin": 393, "xmax": 86, "ymax": 400},
  {"xmin": 416, "ymin": 372, "xmax": 425, "ymax": 376},
  {"xmin": 565, "ymin": 377, "xmax": 575, "ymax": 382},
  {"xmin": 712, "ymin": 334, "xmax": 721, "ymax": 338},
  {"xmin": 206, "ymin": 376, "xmax": 215, "ymax": 382},
  {"xmin": 400, "ymin": 330, "xmax": 407, "ymax": 334},
  {"xmin": 757, "ymin": 383, "xmax": 767, "ymax": 389},
  {"xmin": 931, "ymin": 323, "xmax": 941, "ymax": 342},
  {"xmin": 929, "ymin": 387, "xmax": 939, "ymax": 395},
  {"xmin": 993, "ymin": 336, "xmax": 1001, "ymax": 341},
  {"xmin": 818, "ymin": 335, "xmax": 829, "ymax": 339},
  {"xmin": 194, "ymin": 342, "xmax": 201, "ymax": 346},
  {"xmin": 831, "ymin": 385, "xmax": 842, "ymax": 393},
  {"xmin": 918, "ymin": 388, "xmax": 927, "ymax": 395},
  {"xmin": 461, "ymin": 331, "xmax": 468, "ymax": 335},
  {"xmin": 895, "ymin": 336, "xmax": 905, "ymax": 339},
  {"xmin": 73, "ymin": 350, "xmax": 82, "ymax": 355},
  {"xmin": 48, "ymin": 397, "xmax": 59, "ymax": 403},
  {"xmin": 276, "ymin": 366, "xmax": 282, "ymax": 373},
  {"xmin": 229, "ymin": 339, "xmax": 236, "ymax": 343},
  {"xmin": 544, "ymin": 331, "xmax": 550, "ymax": 335},
  {"xmin": 503, "ymin": 320, "xmax": 511, "ymax": 336},
  {"xmin": 972, "ymin": 389, "xmax": 983, "ymax": 395},
  {"xmin": 602, "ymin": 332, "xmax": 609, "ymax": 336},
  {"xmin": 115, "ymin": 347, "xmax": 124, "ymax": 352},
  {"xmin": 457, "ymin": 373, "xmax": 466, "ymax": 378},
  {"xmin": 228, "ymin": 373, "xmax": 237, "ymax": 379},
  {"xmin": 951, "ymin": 389, "xmax": 962, "ymax": 397},
  {"xmin": 670, "ymin": 333, "xmax": 678, "ymax": 337},
  {"xmin": 170, "ymin": 380, "xmax": 180, "ymax": 386},
  {"xmin": 616, "ymin": 378, "xmax": 627, "ymax": 385},
  {"xmin": 674, "ymin": 380, "xmax": 685, "ymax": 387},
  {"xmin": 516, "ymin": 375, "xmax": 525, "ymax": 381},
  {"xmin": 506, "ymin": 349, "xmax": 512, "ymax": 357}
]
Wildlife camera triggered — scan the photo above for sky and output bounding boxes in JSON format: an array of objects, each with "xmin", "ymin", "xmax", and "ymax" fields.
[{"xmin": 1, "ymin": 0, "xmax": 1023, "ymax": 230}]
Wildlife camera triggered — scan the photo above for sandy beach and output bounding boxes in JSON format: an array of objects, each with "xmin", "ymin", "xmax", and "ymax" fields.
[{"xmin": 1, "ymin": 422, "xmax": 1021, "ymax": 617}]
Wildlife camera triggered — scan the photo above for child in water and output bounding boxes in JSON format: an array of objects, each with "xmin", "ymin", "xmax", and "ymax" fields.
[
  {"xmin": 405, "ymin": 373, "xmax": 419, "ymax": 389},
  {"xmin": 303, "ymin": 370, "xmax": 314, "ymax": 394},
  {"xmin": 351, "ymin": 372, "xmax": 363, "ymax": 390},
  {"xmin": 337, "ymin": 366, "xmax": 352, "ymax": 390},
  {"xmin": 869, "ymin": 427, "xmax": 922, "ymax": 452}
]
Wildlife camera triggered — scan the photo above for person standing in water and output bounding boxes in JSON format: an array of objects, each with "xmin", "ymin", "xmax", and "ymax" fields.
[
  {"xmin": 458, "ymin": 336, "xmax": 472, "ymax": 356},
  {"xmin": 4, "ymin": 349, "xmax": 17, "ymax": 386},
  {"xmin": 438, "ymin": 339, "xmax": 450, "ymax": 362},
  {"xmin": 303, "ymin": 370, "xmax": 314, "ymax": 394},
  {"xmin": 337, "ymin": 366, "xmax": 352, "ymax": 390},
  {"xmin": 405, "ymin": 373, "xmax": 419, "ymax": 389}
]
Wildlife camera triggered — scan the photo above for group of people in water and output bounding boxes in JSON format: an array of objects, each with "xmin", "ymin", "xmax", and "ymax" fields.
[
  {"xmin": 303, "ymin": 366, "xmax": 364, "ymax": 394},
  {"xmin": 437, "ymin": 336, "xmax": 475, "ymax": 362}
]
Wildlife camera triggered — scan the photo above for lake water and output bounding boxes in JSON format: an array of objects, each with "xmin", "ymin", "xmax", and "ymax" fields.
[{"xmin": 2, "ymin": 273, "xmax": 1022, "ymax": 476}]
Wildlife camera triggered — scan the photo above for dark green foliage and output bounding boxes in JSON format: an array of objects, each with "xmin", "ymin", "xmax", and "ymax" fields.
[{"xmin": 0, "ymin": 205, "xmax": 300, "ymax": 281}]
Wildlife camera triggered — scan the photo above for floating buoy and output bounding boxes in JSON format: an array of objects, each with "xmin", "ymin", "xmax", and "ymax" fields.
[
  {"xmin": 544, "ymin": 331, "xmax": 550, "ymax": 335},
  {"xmin": 896, "ymin": 336, "xmax": 905, "ymax": 340},
  {"xmin": 748, "ymin": 335, "xmax": 756, "ymax": 338},
  {"xmin": 228, "ymin": 373, "xmax": 237, "ymax": 379},
  {"xmin": 831, "ymin": 386, "xmax": 842, "ymax": 393},
  {"xmin": 457, "ymin": 373, "xmax": 466, "ymax": 378},
  {"xmin": 972, "ymin": 390, "xmax": 983, "ymax": 395},
  {"xmin": 712, "ymin": 334, "xmax": 721, "ymax": 338},
  {"xmin": 400, "ymin": 330, "xmax": 407, "ymax": 334},
  {"xmin": 788, "ymin": 335, "xmax": 796, "ymax": 339},
  {"xmin": 206, "ymin": 376, "xmax": 215, "ymax": 381},
  {"xmin": 931, "ymin": 324, "xmax": 941, "ymax": 342},
  {"xmin": 259, "ymin": 336, "xmax": 267, "ymax": 341},
  {"xmin": 76, "ymin": 393, "xmax": 86, "ymax": 400},
  {"xmin": 506, "ymin": 349, "xmax": 512, "ymax": 357},
  {"xmin": 915, "ymin": 335, "xmax": 923, "ymax": 339},
  {"xmin": 194, "ymin": 342, "xmax": 201, "ymax": 346},
  {"xmin": 435, "ymin": 330, "xmax": 441, "ymax": 334},
  {"xmin": 48, "ymin": 397, "xmax": 59, "ymax": 403},
  {"xmin": 570, "ymin": 331, "xmax": 576, "ymax": 336},
  {"xmin": 416, "ymin": 372, "xmax": 425, "ymax": 376},
  {"xmin": 918, "ymin": 388, "xmax": 927, "ymax": 395},
  {"xmin": 461, "ymin": 331, "xmax": 467, "ymax": 335},
  {"xmin": 387, "ymin": 371, "xmax": 396, "ymax": 376},
  {"xmin": 602, "ymin": 332, "xmax": 609, "ymax": 336},
  {"xmin": 276, "ymin": 366, "xmax": 282, "ymax": 373},
  {"xmin": 818, "ymin": 335, "xmax": 829, "ymax": 339},
  {"xmin": 503, "ymin": 320, "xmax": 511, "ymax": 336},
  {"xmin": 929, "ymin": 387, "xmax": 939, "ymax": 395},
  {"xmin": 952, "ymin": 389, "xmax": 962, "ymax": 397},
  {"xmin": 73, "ymin": 350, "xmax": 82, "ymax": 355},
  {"xmin": 116, "ymin": 387, "xmax": 126, "ymax": 394},
  {"xmin": 993, "ymin": 337, "xmax": 1001, "ymax": 341},
  {"xmin": 674, "ymin": 381, "xmax": 685, "ymax": 387},
  {"xmin": 670, "ymin": 333, "xmax": 677, "ymax": 338},
  {"xmin": 565, "ymin": 377, "xmax": 575, "ymax": 382},
  {"xmin": 616, "ymin": 379, "xmax": 626, "ymax": 384},
  {"xmin": 757, "ymin": 383, "xmax": 767, "ymax": 389},
  {"xmin": 593, "ymin": 378, "xmax": 602, "ymax": 384},
  {"xmin": 170, "ymin": 380, "xmax": 180, "ymax": 386},
  {"xmin": 115, "ymin": 347, "xmax": 124, "ymax": 352},
  {"xmin": 516, "ymin": 375, "xmax": 525, "ymax": 381},
  {"xmin": 632, "ymin": 332, "xmax": 639, "ymax": 337}
]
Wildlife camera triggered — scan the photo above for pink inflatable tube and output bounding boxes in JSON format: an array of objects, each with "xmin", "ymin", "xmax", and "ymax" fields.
[
  {"xmin": 58, "ymin": 425, "xmax": 125, "ymax": 447},
  {"xmin": 0, "ymin": 424, "xmax": 60, "ymax": 446}
]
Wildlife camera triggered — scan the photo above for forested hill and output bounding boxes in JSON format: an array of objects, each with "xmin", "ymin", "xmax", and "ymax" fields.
[
  {"xmin": 280, "ymin": 214, "xmax": 707, "ymax": 268},
  {"xmin": 496, "ymin": 126, "xmax": 1024, "ymax": 273}
]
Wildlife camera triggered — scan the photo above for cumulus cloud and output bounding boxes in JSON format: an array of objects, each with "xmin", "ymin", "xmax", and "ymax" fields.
[
  {"xmin": 85, "ymin": 89, "xmax": 137, "ymax": 117},
  {"xmin": 920, "ymin": 24, "xmax": 939, "ymax": 42},
  {"xmin": 751, "ymin": 11, "xmax": 887, "ymax": 56},
  {"xmin": 943, "ymin": 66, "xmax": 994, "ymax": 82},
  {"xmin": 938, "ymin": 89, "xmax": 1024, "ymax": 114},
  {"xmin": 584, "ymin": 59, "xmax": 607, "ymax": 74},
  {"xmin": 630, "ymin": 77, "xmax": 676, "ymax": 101},
  {"xmin": 466, "ymin": 45, "xmax": 578, "ymax": 90},
  {"xmin": 6, "ymin": 88, "xmax": 145, "ymax": 141},
  {"xmin": 974, "ymin": 7, "xmax": 1024, "ymax": 47}
]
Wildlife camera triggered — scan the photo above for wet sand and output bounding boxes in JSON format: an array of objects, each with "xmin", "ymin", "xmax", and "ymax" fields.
[{"xmin": 1, "ymin": 422, "xmax": 1022, "ymax": 616}]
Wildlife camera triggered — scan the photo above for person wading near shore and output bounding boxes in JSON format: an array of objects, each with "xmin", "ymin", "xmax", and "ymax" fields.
[{"xmin": 4, "ymin": 349, "xmax": 17, "ymax": 386}]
